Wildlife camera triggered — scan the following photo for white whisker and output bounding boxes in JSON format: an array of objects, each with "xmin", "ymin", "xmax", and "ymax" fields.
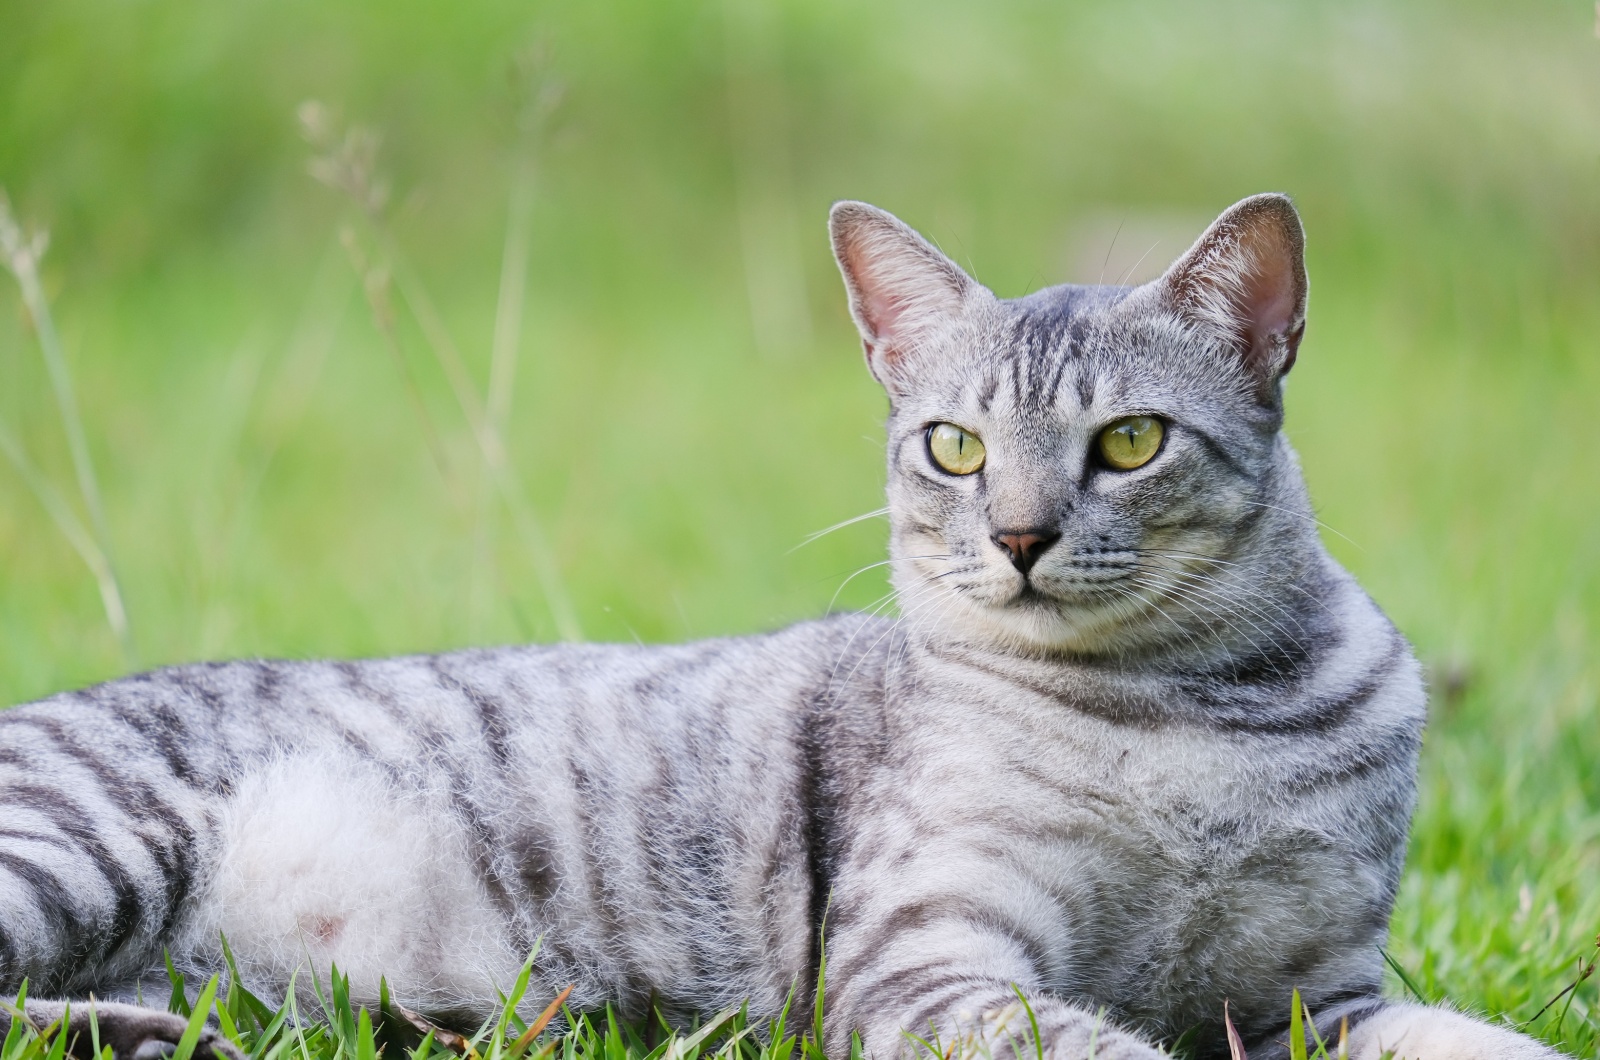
[
  {"xmin": 825, "ymin": 554, "xmax": 952, "ymax": 613},
  {"xmin": 788, "ymin": 507, "xmax": 891, "ymax": 553},
  {"xmin": 1238, "ymin": 499, "xmax": 1362, "ymax": 550}
]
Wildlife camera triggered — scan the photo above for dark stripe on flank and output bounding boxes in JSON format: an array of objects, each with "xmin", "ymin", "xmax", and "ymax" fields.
[
  {"xmin": 899, "ymin": 978, "xmax": 994, "ymax": 1038},
  {"xmin": 427, "ymin": 657, "xmax": 516, "ymax": 770},
  {"xmin": 567, "ymin": 752, "xmax": 630, "ymax": 961},
  {"xmin": 0, "ymin": 830, "xmax": 73, "ymax": 849},
  {"xmin": 0, "ymin": 913, "xmax": 18, "ymax": 989},
  {"xmin": 440, "ymin": 763, "xmax": 533, "ymax": 957},
  {"xmin": 0, "ymin": 783, "xmax": 149, "ymax": 968},
  {"xmin": 102, "ymin": 697, "xmax": 204, "ymax": 790},
  {"xmin": 798, "ymin": 693, "xmax": 837, "ymax": 1003},
  {"xmin": 23, "ymin": 727, "xmax": 202, "ymax": 959},
  {"xmin": 248, "ymin": 660, "xmax": 287, "ymax": 706},
  {"xmin": 829, "ymin": 894, "xmax": 1052, "ymax": 999},
  {"xmin": 0, "ymin": 850, "xmax": 83, "ymax": 992}
]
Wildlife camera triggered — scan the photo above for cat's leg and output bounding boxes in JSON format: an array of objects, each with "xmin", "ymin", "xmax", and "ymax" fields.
[
  {"xmin": 1249, "ymin": 999, "xmax": 1565, "ymax": 1060},
  {"xmin": 821, "ymin": 911, "xmax": 1163, "ymax": 1060},
  {"xmin": 1, "ymin": 1000, "xmax": 241, "ymax": 1060},
  {"xmin": 1339, "ymin": 1002, "xmax": 1562, "ymax": 1060},
  {"xmin": 0, "ymin": 718, "xmax": 212, "ymax": 998},
  {"xmin": 0, "ymin": 712, "xmax": 239, "ymax": 1058}
]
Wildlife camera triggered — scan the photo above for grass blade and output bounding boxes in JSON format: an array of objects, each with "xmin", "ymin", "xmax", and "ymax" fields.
[
  {"xmin": 1010, "ymin": 985, "xmax": 1044, "ymax": 1060},
  {"xmin": 512, "ymin": 985, "xmax": 574, "ymax": 1054},
  {"xmin": 0, "ymin": 418, "xmax": 124, "ymax": 639},
  {"xmin": 42, "ymin": 1007, "xmax": 67, "ymax": 1060},
  {"xmin": 1224, "ymin": 1001, "xmax": 1248, "ymax": 1060},
  {"xmin": 88, "ymin": 999, "xmax": 103, "ymax": 1060},
  {"xmin": 173, "ymin": 976, "xmax": 221, "ymax": 1060},
  {"xmin": 355, "ymin": 1008, "xmax": 378, "ymax": 1060},
  {"xmin": 1287, "ymin": 990, "xmax": 1306, "ymax": 1060},
  {"xmin": 165, "ymin": 954, "xmax": 192, "ymax": 1018},
  {"xmin": 1378, "ymin": 948, "xmax": 1428, "ymax": 1004}
]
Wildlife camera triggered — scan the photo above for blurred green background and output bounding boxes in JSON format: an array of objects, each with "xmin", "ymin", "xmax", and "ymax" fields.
[{"xmin": 1, "ymin": 0, "xmax": 1597, "ymax": 1050}]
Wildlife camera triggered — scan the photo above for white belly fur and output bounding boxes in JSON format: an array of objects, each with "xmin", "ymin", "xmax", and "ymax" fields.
[{"xmin": 179, "ymin": 754, "xmax": 525, "ymax": 1013}]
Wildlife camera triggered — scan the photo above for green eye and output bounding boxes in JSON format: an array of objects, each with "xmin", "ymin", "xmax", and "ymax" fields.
[
  {"xmin": 1098, "ymin": 416, "xmax": 1164, "ymax": 470},
  {"xmin": 927, "ymin": 423, "xmax": 986, "ymax": 475}
]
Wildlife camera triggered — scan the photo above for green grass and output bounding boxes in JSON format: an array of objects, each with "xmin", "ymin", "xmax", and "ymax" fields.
[
  {"xmin": 0, "ymin": 961, "xmax": 1372, "ymax": 1060},
  {"xmin": 0, "ymin": 957, "xmax": 838, "ymax": 1060},
  {"xmin": 1, "ymin": 0, "xmax": 1598, "ymax": 1055}
]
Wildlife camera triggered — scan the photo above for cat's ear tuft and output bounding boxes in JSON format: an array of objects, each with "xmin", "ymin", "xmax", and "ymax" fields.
[
  {"xmin": 830, "ymin": 202, "xmax": 981, "ymax": 389},
  {"xmin": 1157, "ymin": 193, "xmax": 1308, "ymax": 395}
]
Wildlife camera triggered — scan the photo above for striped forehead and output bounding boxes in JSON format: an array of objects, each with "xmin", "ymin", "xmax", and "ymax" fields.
[{"xmin": 972, "ymin": 285, "xmax": 1135, "ymax": 419}]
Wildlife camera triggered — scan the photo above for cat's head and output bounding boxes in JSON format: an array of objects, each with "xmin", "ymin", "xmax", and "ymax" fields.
[{"xmin": 830, "ymin": 194, "xmax": 1319, "ymax": 659}]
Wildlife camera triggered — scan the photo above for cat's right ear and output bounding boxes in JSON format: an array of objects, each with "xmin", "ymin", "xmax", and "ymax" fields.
[{"xmin": 830, "ymin": 202, "xmax": 984, "ymax": 393}]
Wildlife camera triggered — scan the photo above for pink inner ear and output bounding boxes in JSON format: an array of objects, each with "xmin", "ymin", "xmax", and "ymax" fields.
[
  {"xmin": 1234, "ymin": 225, "xmax": 1304, "ymax": 373},
  {"xmin": 860, "ymin": 286, "xmax": 912, "ymax": 350},
  {"xmin": 843, "ymin": 239, "xmax": 918, "ymax": 351},
  {"xmin": 1244, "ymin": 263, "xmax": 1297, "ymax": 342}
]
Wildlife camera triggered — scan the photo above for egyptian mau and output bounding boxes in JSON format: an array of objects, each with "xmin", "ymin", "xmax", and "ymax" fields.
[{"xmin": 0, "ymin": 196, "xmax": 1562, "ymax": 1060}]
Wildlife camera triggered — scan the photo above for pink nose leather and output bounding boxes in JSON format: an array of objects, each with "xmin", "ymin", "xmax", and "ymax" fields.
[{"xmin": 992, "ymin": 531, "xmax": 1058, "ymax": 575}]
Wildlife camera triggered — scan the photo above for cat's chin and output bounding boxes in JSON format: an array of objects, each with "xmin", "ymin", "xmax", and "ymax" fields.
[{"xmin": 993, "ymin": 600, "xmax": 1167, "ymax": 658}]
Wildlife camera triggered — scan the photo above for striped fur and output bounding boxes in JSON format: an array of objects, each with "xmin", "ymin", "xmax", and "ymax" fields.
[{"xmin": 0, "ymin": 196, "xmax": 1559, "ymax": 1060}]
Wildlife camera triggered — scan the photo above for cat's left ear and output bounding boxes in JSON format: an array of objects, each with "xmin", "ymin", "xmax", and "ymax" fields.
[{"xmin": 1155, "ymin": 193, "xmax": 1307, "ymax": 396}]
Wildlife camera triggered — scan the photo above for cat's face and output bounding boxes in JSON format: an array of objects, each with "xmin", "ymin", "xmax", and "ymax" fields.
[{"xmin": 831, "ymin": 196, "xmax": 1312, "ymax": 658}]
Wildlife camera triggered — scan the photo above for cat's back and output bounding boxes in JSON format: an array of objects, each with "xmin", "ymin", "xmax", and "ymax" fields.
[
  {"xmin": 5, "ymin": 609, "xmax": 889, "ymax": 771},
  {"xmin": 0, "ymin": 611, "xmax": 893, "ymax": 1013}
]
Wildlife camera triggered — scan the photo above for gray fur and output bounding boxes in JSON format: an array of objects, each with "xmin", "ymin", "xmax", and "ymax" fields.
[{"xmin": 0, "ymin": 196, "xmax": 1560, "ymax": 1060}]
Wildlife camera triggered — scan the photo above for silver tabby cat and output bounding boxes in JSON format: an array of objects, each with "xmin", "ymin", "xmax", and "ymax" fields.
[{"xmin": 0, "ymin": 196, "xmax": 1562, "ymax": 1060}]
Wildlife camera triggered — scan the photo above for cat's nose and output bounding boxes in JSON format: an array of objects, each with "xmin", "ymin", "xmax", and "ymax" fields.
[{"xmin": 992, "ymin": 530, "xmax": 1060, "ymax": 575}]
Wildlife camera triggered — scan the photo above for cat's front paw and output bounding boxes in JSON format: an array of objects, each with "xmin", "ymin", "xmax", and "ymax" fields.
[
  {"xmin": 1347, "ymin": 1004, "xmax": 1564, "ymax": 1060},
  {"xmin": 933, "ymin": 1001, "xmax": 1167, "ymax": 1060},
  {"xmin": 22, "ymin": 1000, "xmax": 243, "ymax": 1060},
  {"xmin": 1036, "ymin": 1017, "xmax": 1168, "ymax": 1060}
]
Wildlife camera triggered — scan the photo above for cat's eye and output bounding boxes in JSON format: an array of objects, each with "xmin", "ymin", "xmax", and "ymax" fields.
[
  {"xmin": 1097, "ymin": 416, "xmax": 1164, "ymax": 470},
  {"xmin": 927, "ymin": 423, "xmax": 986, "ymax": 475}
]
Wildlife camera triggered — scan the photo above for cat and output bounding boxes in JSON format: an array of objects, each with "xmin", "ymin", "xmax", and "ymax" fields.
[{"xmin": 0, "ymin": 195, "xmax": 1563, "ymax": 1060}]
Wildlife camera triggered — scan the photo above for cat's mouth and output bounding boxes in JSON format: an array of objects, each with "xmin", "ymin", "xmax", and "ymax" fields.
[
  {"xmin": 1011, "ymin": 583, "xmax": 1054, "ymax": 606},
  {"xmin": 1008, "ymin": 555, "xmax": 1140, "ymax": 604},
  {"xmin": 965, "ymin": 566, "xmax": 1159, "ymax": 655},
  {"xmin": 983, "ymin": 560, "xmax": 1154, "ymax": 638},
  {"xmin": 928, "ymin": 548, "xmax": 1151, "ymax": 633},
  {"xmin": 1003, "ymin": 577, "xmax": 1121, "ymax": 611}
]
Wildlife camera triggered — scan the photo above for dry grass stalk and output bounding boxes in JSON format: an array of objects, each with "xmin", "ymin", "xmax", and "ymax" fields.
[
  {"xmin": 299, "ymin": 100, "xmax": 581, "ymax": 642},
  {"xmin": 0, "ymin": 190, "xmax": 134, "ymax": 661},
  {"xmin": 473, "ymin": 49, "xmax": 564, "ymax": 637},
  {"xmin": 337, "ymin": 224, "xmax": 453, "ymax": 480}
]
